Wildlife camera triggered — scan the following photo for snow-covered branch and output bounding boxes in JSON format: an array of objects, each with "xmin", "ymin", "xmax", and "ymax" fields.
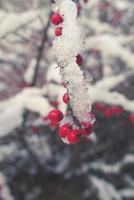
[{"xmin": 0, "ymin": 9, "xmax": 48, "ymax": 39}]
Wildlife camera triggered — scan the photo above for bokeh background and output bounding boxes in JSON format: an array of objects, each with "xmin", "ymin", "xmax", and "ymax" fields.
[{"xmin": 0, "ymin": 0, "xmax": 134, "ymax": 199}]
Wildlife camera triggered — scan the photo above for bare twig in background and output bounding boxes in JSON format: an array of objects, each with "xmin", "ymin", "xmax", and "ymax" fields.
[{"xmin": 17, "ymin": 12, "xmax": 51, "ymax": 173}]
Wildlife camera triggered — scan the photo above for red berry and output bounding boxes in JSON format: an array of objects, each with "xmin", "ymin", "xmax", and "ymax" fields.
[
  {"xmin": 19, "ymin": 81, "xmax": 29, "ymax": 88},
  {"xmin": 104, "ymin": 108, "xmax": 113, "ymax": 118},
  {"xmin": 129, "ymin": 114, "xmax": 134, "ymax": 125},
  {"xmin": 51, "ymin": 13, "xmax": 63, "ymax": 25},
  {"xmin": 99, "ymin": 3, "xmax": 110, "ymax": 11},
  {"xmin": 104, "ymin": 106, "xmax": 123, "ymax": 117},
  {"xmin": 92, "ymin": 48, "xmax": 100, "ymax": 57},
  {"xmin": 42, "ymin": 115, "xmax": 48, "ymax": 121},
  {"xmin": 49, "ymin": 100, "xmax": 59, "ymax": 107},
  {"xmin": 31, "ymin": 126, "xmax": 39, "ymax": 133},
  {"xmin": 110, "ymin": 106, "xmax": 123, "ymax": 115},
  {"xmin": 81, "ymin": 122, "xmax": 93, "ymax": 130},
  {"xmin": 77, "ymin": 3, "xmax": 82, "ymax": 14},
  {"xmin": 67, "ymin": 129, "xmax": 80, "ymax": 144},
  {"xmin": 48, "ymin": 109, "xmax": 63, "ymax": 122},
  {"xmin": 95, "ymin": 103, "xmax": 107, "ymax": 112},
  {"xmin": 59, "ymin": 123, "xmax": 72, "ymax": 138},
  {"xmin": 63, "ymin": 93, "xmax": 70, "ymax": 104},
  {"xmin": 50, "ymin": 121, "xmax": 59, "ymax": 128},
  {"xmin": 80, "ymin": 129, "xmax": 93, "ymax": 136},
  {"xmin": 55, "ymin": 27, "xmax": 62, "ymax": 36},
  {"xmin": 76, "ymin": 54, "xmax": 83, "ymax": 65}
]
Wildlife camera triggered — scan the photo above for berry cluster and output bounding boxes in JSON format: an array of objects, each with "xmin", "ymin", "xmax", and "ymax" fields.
[
  {"xmin": 48, "ymin": 108, "xmax": 94, "ymax": 144},
  {"xmin": 47, "ymin": 86, "xmax": 94, "ymax": 144},
  {"xmin": 47, "ymin": 7, "xmax": 95, "ymax": 144},
  {"xmin": 94, "ymin": 102, "xmax": 134, "ymax": 125}
]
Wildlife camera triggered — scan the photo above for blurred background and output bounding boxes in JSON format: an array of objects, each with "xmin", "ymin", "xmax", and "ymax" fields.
[{"xmin": 0, "ymin": 0, "xmax": 134, "ymax": 199}]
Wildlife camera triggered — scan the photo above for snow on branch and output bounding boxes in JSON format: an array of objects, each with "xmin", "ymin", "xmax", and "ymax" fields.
[
  {"xmin": 90, "ymin": 176, "xmax": 122, "ymax": 200},
  {"xmin": 86, "ymin": 35, "xmax": 134, "ymax": 69},
  {"xmin": 44, "ymin": 60, "xmax": 134, "ymax": 114},
  {"xmin": 90, "ymin": 86, "xmax": 134, "ymax": 113},
  {"xmin": 53, "ymin": 0, "xmax": 93, "ymax": 123},
  {"xmin": 0, "ymin": 172, "xmax": 14, "ymax": 200},
  {"xmin": 0, "ymin": 88, "xmax": 53, "ymax": 137},
  {"xmin": 94, "ymin": 74, "xmax": 127, "ymax": 91},
  {"xmin": 0, "ymin": 9, "xmax": 46, "ymax": 39}
]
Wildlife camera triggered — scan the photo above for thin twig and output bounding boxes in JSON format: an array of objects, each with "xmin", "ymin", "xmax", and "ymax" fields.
[{"xmin": 17, "ymin": 12, "xmax": 51, "ymax": 172}]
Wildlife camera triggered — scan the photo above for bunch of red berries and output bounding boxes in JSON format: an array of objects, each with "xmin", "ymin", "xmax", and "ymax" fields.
[
  {"xmin": 51, "ymin": 12, "xmax": 83, "ymax": 65},
  {"xmin": 49, "ymin": 9, "xmax": 95, "ymax": 144},
  {"xmin": 94, "ymin": 102, "xmax": 134, "ymax": 126},
  {"xmin": 47, "ymin": 86, "xmax": 94, "ymax": 144},
  {"xmin": 48, "ymin": 107, "xmax": 94, "ymax": 144},
  {"xmin": 51, "ymin": 12, "xmax": 63, "ymax": 37}
]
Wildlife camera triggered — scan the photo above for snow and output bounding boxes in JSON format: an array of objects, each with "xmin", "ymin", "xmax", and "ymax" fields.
[
  {"xmin": 90, "ymin": 176, "xmax": 122, "ymax": 200},
  {"xmin": 0, "ymin": 173, "xmax": 14, "ymax": 200},
  {"xmin": 0, "ymin": 9, "xmax": 44, "ymax": 38},
  {"xmin": 53, "ymin": 0, "xmax": 93, "ymax": 122}
]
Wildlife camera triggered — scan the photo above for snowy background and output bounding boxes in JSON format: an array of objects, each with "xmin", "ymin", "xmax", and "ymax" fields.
[{"xmin": 0, "ymin": 0, "xmax": 134, "ymax": 199}]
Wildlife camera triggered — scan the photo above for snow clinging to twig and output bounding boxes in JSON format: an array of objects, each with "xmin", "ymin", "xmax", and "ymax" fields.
[{"xmin": 53, "ymin": 0, "xmax": 93, "ymax": 122}]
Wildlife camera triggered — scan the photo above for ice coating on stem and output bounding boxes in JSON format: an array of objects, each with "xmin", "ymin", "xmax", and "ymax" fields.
[{"xmin": 53, "ymin": 0, "xmax": 92, "ymax": 122}]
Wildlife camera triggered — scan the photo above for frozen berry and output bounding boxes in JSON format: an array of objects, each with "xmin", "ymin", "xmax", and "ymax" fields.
[
  {"xmin": 49, "ymin": 100, "xmax": 59, "ymax": 107},
  {"xmin": 110, "ymin": 106, "xmax": 123, "ymax": 115},
  {"xmin": 80, "ymin": 129, "xmax": 93, "ymax": 136},
  {"xmin": 59, "ymin": 123, "xmax": 72, "ymax": 138},
  {"xmin": 55, "ymin": 27, "xmax": 62, "ymax": 36},
  {"xmin": 77, "ymin": 3, "xmax": 82, "ymax": 14},
  {"xmin": 63, "ymin": 93, "xmax": 70, "ymax": 104},
  {"xmin": 81, "ymin": 122, "xmax": 93, "ymax": 130},
  {"xmin": 31, "ymin": 126, "xmax": 39, "ymax": 133},
  {"xmin": 50, "ymin": 121, "xmax": 59, "ymax": 128},
  {"xmin": 129, "ymin": 114, "xmax": 134, "ymax": 125},
  {"xmin": 76, "ymin": 54, "xmax": 83, "ymax": 65},
  {"xmin": 48, "ymin": 109, "xmax": 63, "ymax": 122},
  {"xmin": 51, "ymin": 13, "xmax": 63, "ymax": 25},
  {"xmin": 95, "ymin": 103, "xmax": 107, "ymax": 112},
  {"xmin": 104, "ymin": 108, "xmax": 113, "ymax": 118},
  {"xmin": 67, "ymin": 129, "xmax": 80, "ymax": 144}
]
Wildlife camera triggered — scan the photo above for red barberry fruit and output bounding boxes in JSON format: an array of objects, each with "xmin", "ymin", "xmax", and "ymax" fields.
[
  {"xmin": 63, "ymin": 93, "xmax": 70, "ymax": 104},
  {"xmin": 49, "ymin": 100, "xmax": 59, "ymax": 107},
  {"xmin": 129, "ymin": 114, "xmax": 134, "ymax": 125},
  {"xmin": 99, "ymin": 2, "xmax": 110, "ymax": 11},
  {"xmin": 67, "ymin": 129, "xmax": 80, "ymax": 144},
  {"xmin": 104, "ymin": 106, "xmax": 123, "ymax": 117},
  {"xmin": 55, "ymin": 27, "xmax": 62, "ymax": 36},
  {"xmin": 42, "ymin": 115, "xmax": 48, "ymax": 121},
  {"xmin": 76, "ymin": 54, "xmax": 83, "ymax": 65},
  {"xmin": 77, "ymin": 3, "xmax": 82, "ymax": 14},
  {"xmin": 95, "ymin": 102, "xmax": 107, "ymax": 112},
  {"xmin": 51, "ymin": 13, "xmax": 63, "ymax": 25},
  {"xmin": 81, "ymin": 122, "xmax": 93, "ymax": 130},
  {"xmin": 59, "ymin": 123, "xmax": 72, "ymax": 138},
  {"xmin": 110, "ymin": 106, "xmax": 123, "ymax": 115},
  {"xmin": 31, "ymin": 126, "xmax": 39, "ymax": 133},
  {"xmin": 104, "ymin": 108, "xmax": 113, "ymax": 118},
  {"xmin": 80, "ymin": 129, "xmax": 93, "ymax": 136},
  {"xmin": 48, "ymin": 109, "xmax": 63, "ymax": 122},
  {"xmin": 50, "ymin": 121, "xmax": 59, "ymax": 128}
]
